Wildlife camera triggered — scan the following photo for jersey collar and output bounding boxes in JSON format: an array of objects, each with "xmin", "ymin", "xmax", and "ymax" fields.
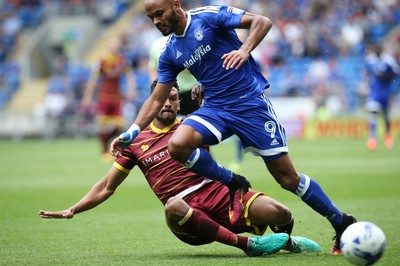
[
  {"xmin": 176, "ymin": 12, "xmax": 191, "ymax": 38},
  {"xmin": 150, "ymin": 118, "xmax": 180, "ymax": 133}
]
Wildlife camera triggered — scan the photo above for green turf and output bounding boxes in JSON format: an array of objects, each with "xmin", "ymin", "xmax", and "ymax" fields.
[{"xmin": 0, "ymin": 137, "xmax": 399, "ymax": 265}]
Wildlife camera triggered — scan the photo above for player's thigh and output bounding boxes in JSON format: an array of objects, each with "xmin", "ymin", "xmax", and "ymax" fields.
[
  {"xmin": 248, "ymin": 194, "xmax": 291, "ymax": 226},
  {"xmin": 168, "ymin": 125, "xmax": 204, "ymax": 162},
  {"xmin": 227, "ymin": 95, "xmax": 288, "ymax": 156},
  {"xmin": 169, "ymin": 124, "xmax": 203, "ymax": 149},
  {"xmin": 265, "ymin": 153, "xmax": 300, "ymax": 191},
  {"xmin": 365, "ymin": 99, "xmax": 383, "ymax": 113},
  {"xmin": 182, "ymin": 107, "xmax": 233, "ymax": 145},
  {"xmin": 165, "ymin": 197, "xmax": 191, "ymax": 231}
]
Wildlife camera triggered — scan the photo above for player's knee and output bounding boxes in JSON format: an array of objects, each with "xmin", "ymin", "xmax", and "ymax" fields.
[
  {"xmin": 167, "ymin": 138, "xmax": 179, "ymax": 155},
  {"xmin": 251, "ymin": 196, "xmax": 292, "ymax": 226},
  {"xmin": 165, "ymin": 197, "xmax": 187, "ymax": 221},
  {"xmin": 275, "ymin": 173, "xmax": 300, "ymax": 193},
  {"xmin": 167, "ymin": 138, "xmax": 185, "ymax": 161},
  {"xmin": 165, "ymin": 197, "xmax": 180, "ymax": 215},
  {"xmin": 263, "ymin": 199, "xmax": 292, "ymax": 225},
  {"xmin": 275, "ymin": 204, "xmax": 292, "ymax": 224}
]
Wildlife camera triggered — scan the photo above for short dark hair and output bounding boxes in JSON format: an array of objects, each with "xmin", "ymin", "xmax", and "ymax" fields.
[{"xmin": 150, "ymin": 79, "xmax": 179, "ymax": 94}]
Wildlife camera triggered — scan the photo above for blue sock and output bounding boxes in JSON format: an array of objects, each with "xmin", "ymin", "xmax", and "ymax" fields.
[
  {"xmin": 295, "ymin": 174, "xmax": 343, "ymax": 226},
  {"xmin": 236, "ymin": 139, "xmax": 243, "ymax": 162},
  {"xmin": 369, "ymin": 115, "xmax": 377, "ymax": 138},
  {"xmin": 184, "ymin": 148, "xmax": 233, "ymax": 184}
]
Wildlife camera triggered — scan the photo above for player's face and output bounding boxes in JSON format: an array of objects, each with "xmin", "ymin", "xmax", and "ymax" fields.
[
  {"xmin": 145, "ymin": 0, "xmax": 180, "ymax": 36},
  {"xmin": 156, "ymin": 87, "xmax": 180, "ymax": 124}
]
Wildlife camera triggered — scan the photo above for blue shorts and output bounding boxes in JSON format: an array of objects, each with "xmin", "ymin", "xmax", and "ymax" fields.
[
  {"xmin": 365, "ymin": 96, "xmax": 389, "ymax": 114},
  {"xmin": 182, "ymin": 93, "xmax": 288, "ymax": 163}
]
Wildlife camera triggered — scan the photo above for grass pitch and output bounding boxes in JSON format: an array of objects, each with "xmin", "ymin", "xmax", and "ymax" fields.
[{"xmin": 0, "ymin": 137, "xmax": 399, "ymax": 265}]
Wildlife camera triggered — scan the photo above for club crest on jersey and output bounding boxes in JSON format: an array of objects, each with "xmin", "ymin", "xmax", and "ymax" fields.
[
  {"xmin": 194, "ymin": 29, "xmax": 203, "ymax": 41},
  {"xmin": 141, "ymin": 144, "xmax": 149, "ymax": 151}
]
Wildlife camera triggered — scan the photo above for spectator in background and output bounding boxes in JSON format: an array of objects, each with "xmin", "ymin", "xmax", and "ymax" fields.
[
  {"xmin": 64, "ymin": 62, "xmax": 93, "ymax": 137},
  {"xmin": 44, "ymin": 56, "xmax": 74, "ymax": 138},
  {"xmin": 96, "ymin": 0, "xmax": 119, "ymax": 25},
  {"xmin": 364, "ymin": 43, "xmax": 400, "ymax": 151},
  {"xmin": 304, "ymin": 54, "xmax": 330, "ymax": 108},
  {"xmin": 0, "ymin": 11, "xmax": 22, "ymax": 59},
  {"xmin": 0, "ymin": 53, "xmax": 20, "ymax": 93},
  {"xmin": 1, "ymin": 11, "xmax": 22, "ymax": 40},
  {"xmin": 124, "ymin": 54, "xmax": 151, "ymax": 124},
  {"xmin": 82, "ymin": 37, "xmax": 136, "ymax": 162},
  {"xmin": 340, "ymin": 15, "xmax": 364, "ymax": 55}
]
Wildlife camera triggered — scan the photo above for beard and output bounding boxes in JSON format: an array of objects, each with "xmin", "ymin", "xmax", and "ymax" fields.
[
  {"xmin": 160, "ymin": 11, "xmax": 180, "ymax": 36},
  {"xmin": 156, "ymin": 110, "xmax": 176, "ymax": 124}
]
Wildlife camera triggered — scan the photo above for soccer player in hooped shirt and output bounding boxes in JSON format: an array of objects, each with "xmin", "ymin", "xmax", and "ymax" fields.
[
  {"xmin": 39, "ymin": 81, "xmax": 321, "ymax": 256},
  {"xmin": 110, "ymin": 0, "xmax": 356, "ymax": 254}
]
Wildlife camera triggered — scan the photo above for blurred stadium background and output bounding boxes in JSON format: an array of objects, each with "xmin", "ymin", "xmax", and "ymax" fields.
[{"xmin": 0, "ymin": 0, "xmax": 399, "ymax": 141}]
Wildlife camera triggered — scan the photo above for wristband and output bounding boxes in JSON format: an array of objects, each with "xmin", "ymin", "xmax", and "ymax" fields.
[{"xmin": 127, "ymin": 123, "xmax": 141, "ymax": 135}]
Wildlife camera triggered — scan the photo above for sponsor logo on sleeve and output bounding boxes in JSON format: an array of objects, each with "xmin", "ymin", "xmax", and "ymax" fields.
[{"xmin": 227, "ymin": 6, "xmax": 244, "ymax": 15}]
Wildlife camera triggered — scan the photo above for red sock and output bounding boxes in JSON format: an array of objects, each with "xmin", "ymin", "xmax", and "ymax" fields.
[
  {"xmin": 98, "ymin": 132, "xmax": 108, "ymax": 153},
  {"xmin": 98, "ymin": 128, "xmax": 119, "ymax": 154},
  {"xmin": 180, "ymin": 208, "xmax": 250, "ymax": 252}
]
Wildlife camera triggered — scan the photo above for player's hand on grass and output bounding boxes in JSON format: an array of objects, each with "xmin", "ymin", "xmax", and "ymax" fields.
[{"xmin": 38, "ymin": 209, "xmax": 74, "ymax": 219}]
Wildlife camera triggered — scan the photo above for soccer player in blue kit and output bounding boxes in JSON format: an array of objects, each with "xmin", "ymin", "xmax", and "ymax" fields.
[
  {"xmin": 110, "ymin": 0, "xmax": 356, "ymax": 255},
  {"xmin": 364, "ymin": 44, "xmax": 400, "ymax": 151}
]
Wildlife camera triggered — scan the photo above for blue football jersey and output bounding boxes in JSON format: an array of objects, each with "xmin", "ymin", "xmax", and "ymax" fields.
[
  {"xmin": 365, "ymin": 53, "xmax": 400, "ymax": 100},
  {"xmin": 157, "ymin": 5, "xmax": 269, "ymax": 107}
]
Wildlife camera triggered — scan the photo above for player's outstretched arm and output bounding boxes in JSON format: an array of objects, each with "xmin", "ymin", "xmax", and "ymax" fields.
[{"xmin": 38, "ymin": 167, "xmax": 128, "ymax": 219}]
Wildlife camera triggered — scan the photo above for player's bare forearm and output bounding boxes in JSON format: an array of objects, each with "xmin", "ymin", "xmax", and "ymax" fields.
[
  {"xmin": 222, "ymin": 13, "xmax": 271, "ymax": 70},
  {"xmin": 240, "ymin": 12, "xmax": 272, "ymax": 54},
  {"xmin": 81, "ymin": 77, "xmax": 97, "ymax": 106},
  {"xmin": 73, "ymin": 182, "xmax": 115, "ymax": 213},
  {"xmin": 134, "ymin": 96, "xmax": 164, "ymax": 129},
  {"xmin": 39, "ymin": 168, "xmax": 127, "ymax": 219},
  {"xmin": 38, "ymin": 182, "xmax": 112, "ymax": 219},
  {"xmin": 134, "ymin": 82, "xmax": 174, "ymax": 128}
]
